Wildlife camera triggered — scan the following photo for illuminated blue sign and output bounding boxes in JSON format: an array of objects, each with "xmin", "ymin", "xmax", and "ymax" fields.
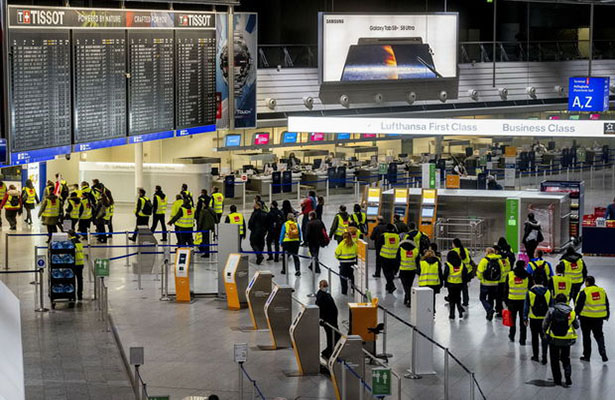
[
  {"xmin": 73, "ymin": 137, "xmax": 126, "ymax": 152},
  {"xmin": 337, "ymin": 133, "xmax": 351, "ymax": 140},
  {"xmin": 11, "ymin": 145, "xmax": 71, "ymax": 165},
  {"xmin": 128, "ymin": 130, "xmax": 175, "ymax": 144},
  {"xmin": 568, "ymin": 77, "xmax": 610, "ymax": 112},
  {"xmin": 282, "ymin": 131, "xmax": 298, "ymax": 144},
  {"xmin": 176, "ymin": 124, "xmax": 216, "ymax": 137}
]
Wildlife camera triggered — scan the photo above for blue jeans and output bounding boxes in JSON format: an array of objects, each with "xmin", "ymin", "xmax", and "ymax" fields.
[{"xmin": 480, "ymin": 285, "xmax": 498, "ymax": 314}]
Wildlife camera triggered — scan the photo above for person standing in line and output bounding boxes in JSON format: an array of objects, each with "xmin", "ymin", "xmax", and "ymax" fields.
[
  {"xmin": 477, "ymin": 248, "xmax": 503, "ymax": 321},
  {"xmin": 266, "ymin": 201, "xmax": 284, "ymax": 262},
  {"xmin": 279, "ymin": 214, "xmax": 302, "ymax": 276},
  {"xmin": 170, "ymin": 194, "xmax": 183, "ymax": 221},
  {"xmin": 21, "ymin": 179, "xmax": 39, "ymax": 225},
  {"xmin": 393, "ymin": 214, "xmax": 408, "ymax": 234},
  {"xmin": 558, "ymin": 246, "xmax": 588, "ymax": 303},
  {"xmin": 407, "ymin": 222, "xmax": 430, "ymax": 256},
  {"xmin": 195, "ymin": 189, "xmax": 210, "ymax": 221},
  {"xmin": 92, "ymin": 193, "xmax": 107, "ymax": 244},
  {"xmin": 78, "ymin": 184, "xmax": 95, "ymax": 238},
  {"xmin": 281, "ymin": 199, "xmax": 297, "ymax": 221},
  {"xmin": 248, "ymin": 202, "xmax": 268, "ymax": 265},
  {"xmin": 452, "ymin": 238, "xmax": 475, "ymax": 307},
  {"xmin": 65, "ymin": 192, "xmax": 81, "ymax": 231},
  {"xmin": 225, "ymin": 205, "xmax": 246, "ymax": 242},
  {"xmin": 196, "ymin": 201, "xmax": 217, "ymax": 258},
  {"xmin": 315, "ymin": 196, "xmax": 325, "ymax": 221},
  {"xmin": 167, "ymin": 198, "xmax": 195, "ymax": 246},
  {"xmin": 522, "ymin": 213, "xmax": 543, "ymax": 259},
  {"xmin": 549, "ymin": 263, "xmax": 572, "ymax": 303},
  {"xmin": 576, "ymin": 276, "xmax": 609, "ymax": 363},
  {"xmin": 504, "ymin": 261, "xmax": 530, "ymax": 344},
  {"xmin": 180, "ymin": 183, "xmax": 194, "ymax": 207},
  {"xmin": 1, "ymin": 185, "xmax": 22, "ymax": 230},
  {"xmin": 151, "ymin": 185, "xmax": 168, "ymax": 242},
  {"xmin": 316, "ymin": 279, "xmax": 339, "ymax": 360},
  {"xmin": 526, "ymin": 249, "xmax": 553, "ymax": 285},
  {"xmin": 102, "ymin": 192, "xmax": 114, "ymax": 242},
  {"xmin": 129, "ymin": 188, "xmax": 152, "ymax": 242},
  {"xmin": 370, "ymin": 216, "xmax": 388, "ymax": 278},
  {"xmin": 209, "ymin": 187, "xmax": 225, "ymax": 223},
  {"xmin": 418, "ymin": 249, "xmax": 443, "ymax": 311},
  {"xmin": 543, "ymin": 294, "xmax": 579, "ymax": 388},
  {"xmin": 443, "ymin": 250, "xmax": 468, "ymax": 319},
  {"xmin": 329, "ymin": 205, "xmax": 350, "ymax": 244},
  {"xmin": 68, "ymin": 231, "xmax": 86, "ymax": 301},
  {"xmin": 398, "ymin": 238, "xmax": 418, "ymax": 307},
  {"xmin": 305, "ymin": 211, "xmax": 326, "ymax": 273},
  {"xmin": 300, "ymin": 190, "xmax": 316, "ymax": 246},
  {"xmin": 38, "ymin": 192, "xmax": 60, "ymax": 241},
  {"xmin": 334, "ymin": 232, "xmax": 358, "ymax": 296},
  {"xmin": 0, "ymin": 180, "xmax": 7, "ymax": 227},
  {"xmin": 524, "ymin": 275, "xmax": 551, "ymax": 364},
  {"xmin": 350, "ymin": 204, "xmax": 367, "ymax": 236},
  {"xmin": 379, "ymin": 224, "xmax": 400, "ymax": 294}
]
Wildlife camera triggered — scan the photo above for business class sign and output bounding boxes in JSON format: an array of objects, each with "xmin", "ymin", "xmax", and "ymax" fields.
[{"xmin": 288, "ymin": 116, "xmax": 615, "ymax": 138}]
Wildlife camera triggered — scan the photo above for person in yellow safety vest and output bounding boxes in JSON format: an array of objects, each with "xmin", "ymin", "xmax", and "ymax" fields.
[
  {"xmin": 347, "ymin": 226, "xmax": 362, "ymax": 243},
  {"xmin": 1, "ymin": 185, "xmax": 23, "ymax": 230},
  {"xmin": 38, "ymin": 193, "xmax": 60, "ymax": 242},
  {"xmin": 209, "ymin": 187, "xmax": 225, "ymax": 223},
  {"xmin": 334, "ymin": 231, "xmax": 358, "ymax": 296},
  {"xmin": 523, "ymin": 274, "xmax": 551, "ymax": 364},
  {"xmin": 151, "ymin": 185, "xmax": 168, "ymax": 242},
  {"xmin": 495, "ymin": 245, "xmax": 512, "ymax": 319},
  {"xmin": 558, "ymin": 246, "xmax": 588, "ymax": 304},
  {"xmin": 452, "ymin": 238, "xmax": 475, "ymax": 307},
  {"xmin": 43, "ymin": 180, "xmax": 54, "ymax": 199},
  {"xmin": 80, "ymin": 181, "xmax": 95, "ymax": 204},
  {"xmin": 0, "ymin": 180, "xmax": 7, "ymax": 228},
  {"xmin": 78, "ymin": 188, "xmax": 94, "ymax": 237},
  {"xmin": 543, "ymin": 294, "xmax": 580, "ymax": 388},
  {"xmin": 65, "ymin": 192, "xmax": 82, "ymax": 231},
  {"xmin": 505, "ymin": 261, "xmax": 530, "ymax": 344},
  {"xmin": 68, "ymin": 230, "xmax": 86, "ymax": 301},
  {"xmin": 279, "ymin": 214, "xmax": 302, "ymax": 276},
  {"xmin": 418, "ymin": 249, "xmax": 443, "ymax": 311},
  {"xmin": 444, "ymin": 250, "xmax": 469, "ymax": 319},
  {"xmin": 21, "ymin": 179, "xmax": 40, "ymax": 225},
  {"xmin": 104, "ymin": 202, "xmax": 114, "ymax": 238},
  {"xmin": 398, "ymin": 239, "xmax": 418, "ymax": 307},
  {"xmin": 180, "ymin": 183, "xmax": 194, "ymax": 208},
  {"xmin": 129, "ymin": 188, "xmax": 152, "ymax": 242},
  {"xmin": 171, "ymin": 194, "xmax": 183, "ymax": 220},
  {"xmin": 168, "ymin": 198, "xmax": 195, "ymax": 246},
  {"xmin": 549, "ymin": 263, "xmax": 572, "ymax": 303},
  {"xmin": 350, "ymin": 204, "xmax": 367, "ymax": 235},
  {"xmin": 477, "ymin": 248, "xmax": 504, "ymax": 321},
  {"xmin": 575, "ymin": 276, "xmax": 609, "ymax": 363},
  {"xmin": 379, "ymin": 225, "xmax": 400, "ymax": 294},
  {"xmin": 329, "ymin": 205, "xmax": 351, "ymax": 244},
  {"xmin": 225, "ymin": 205, "xmax": 246, "ymax": 240}
]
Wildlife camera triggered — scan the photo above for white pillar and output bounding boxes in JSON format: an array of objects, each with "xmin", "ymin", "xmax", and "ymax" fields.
[{"xmin": 135, "ymin": 142, "xmax": 144, "ymax": 195}]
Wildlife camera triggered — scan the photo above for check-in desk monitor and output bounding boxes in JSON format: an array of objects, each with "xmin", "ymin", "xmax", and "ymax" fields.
[
  {"xmin": 393, "ymin": 188, "xmax": 409, "ymax": 223},
  {"xmin": 365, "ymin": 187, "xmax": 382, "ymax": 236}
]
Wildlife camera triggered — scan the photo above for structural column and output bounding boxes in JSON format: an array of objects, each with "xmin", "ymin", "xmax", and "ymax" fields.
[{"xmin": 135, "ymin": 142, "xmax": 144, "ymax": 194}]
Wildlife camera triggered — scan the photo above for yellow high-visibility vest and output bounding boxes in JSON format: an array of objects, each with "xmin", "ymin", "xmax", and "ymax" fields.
[
  {"xmin": 400, "ymin": 248, "xmax": 417, "ymax": 271},
  {"xmin": 380, "ymin": 233, "xmax": 399, "ymax": 259},
  {"xmin": 42, "ymin": 198, "xmax": 60, "ymax": 217},
  {"xmin": 335, "ymin": 241, "xmax": 358, "ymax": 263},
  {"xmin": 562, "ymin": 259, "xmax": 585, "ymax": 284},
  {"xmin": 227, "ymin": 212, "xmax": 244, "ymax": 235},
  {"xmin": 68, "ymin": 199, "xmax": 81, "ymax": 219},
  {"xmin": 335, "ymin": 215, "xmax": 350, "ymax": 237},
  {"xmin": 446, "ymin": 262, "xmax": 463, "ymax": 285},
  {"xmin": 579, "ymin": 286, "xmax": 608, "ymax": 318},
  {"xmin": 24, "ymin": 187, "xmax": 37, "ymax": 204},
  {"xmin": 80, "ymin": 199, "xmax": 92, "ymax": 219},
  {"xmin": 104, "ymin": 204, "xmax": 114, "ymax": 221},
  {"xmin": 419, "ymin": 261, "xmax": 441, "ymax": 286},
  {"xmin": 528, "ymin": 290, "xmax": 552, "ymax": 319},
  {"xmin": 175, "ymin": 207, "xmax": 195, "ymax": 228},
  {"xmin": 283, "ymin": 221, "xmax": 300, "ymax": 242},
  {"xmin": 210, "ymin": 193, "xmax": 224, "ymax": 214},
  {"xmin": 74, "ymin": 242, "xmax": 84, "ymax": 266},
  {"xmin": 155, "ymin": 194, "xmax": 167, "ymax": 214},
  {"xmin": 507, "ymin": 272, "xmax": 529, "ymax": 300},
  {"xmin": 547, "ymin": 310, "xmax": 578, "ymax": 340},
  {"xmin": 552, "ymin": 275, "xmax": 572, "ymax": 301}
]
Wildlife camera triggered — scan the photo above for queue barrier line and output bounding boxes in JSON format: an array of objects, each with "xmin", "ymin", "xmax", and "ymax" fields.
[
  {"xmin": 339, "ymin": 359, "xmax": 373, "ymax": 392},
  {"xmin": 240, "ymin": 363, "xmax": 267, "ymax": 400},
  {"xmin": 5, "ymin": 229, "xmax": 212, "ymax": 238}
]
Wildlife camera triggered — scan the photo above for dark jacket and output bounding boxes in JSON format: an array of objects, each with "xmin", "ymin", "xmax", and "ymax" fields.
[
  {"xmin": 266, "ymin": 207, "xmax": 285, "ymax": 234},
  {"xmin": 497, "ymin": 239, "xmax": 516, "ymax": 266},
  {"xmin": 248, "ymin": 208, "xmax": 269, "ymax": 242},
  {"xmin": 329, "ymin": 211, "xmax": 350, "ymax": 239},
  {"xmin": 305, "ymin": 218, "xmax": 326, "ymax": 248},
  {"xmin": 394, "ymin": 221, "xmax": 409, "ymax": 234},
  {"xmin": 558, "ymin": 252, "xmax": 588, "ymax": 281},
  {"xmin": 504, "ymin": 266, "xmax": 530, "ymax": 302},
  {"xmin": 443, "ymin": 257, "xmax": 468, "ymax": 288},
  {"xmin": 196, "ymin": 194, "xmax": 210, "ymax": 220},
  {"xmin": 606, "ymin": 203, "xmax": 615, "ymax": 220},
  {"xmin": 370, "ymin": 222, "xmax": 388, "ymax": 247},
  {"xmin": 153, "ymin": 190, "xmax": 166, "ymax": 214},
  {"xmin": 524, "ymin": 285, "xmax": 549, "ymax": 320},
  {"xmin": 543, "ymin": 303, "xmax": 579, "ymax": 347},
  {"xmin": 315, "ymin": 289, "xmax": 338, "ymax": 325},
  {"xmin": 197, "ymin": 207, "xmax": 217, "ymax": 231},
  {"xmin": 315, "ymin": 204, "xmax": 324, "ymax": 221},
  {"xmin": 522, "ymin": 220, "xmax": 543, "ymax": 244},
  {"xmin": 575, "ymin": 285, "xmax": 610, "ymax": 320}
]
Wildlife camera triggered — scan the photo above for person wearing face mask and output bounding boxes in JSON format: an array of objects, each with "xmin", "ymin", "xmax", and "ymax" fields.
[{"xmin": 315, "ymin": 280, "xmax": 339, "ymax": 359}]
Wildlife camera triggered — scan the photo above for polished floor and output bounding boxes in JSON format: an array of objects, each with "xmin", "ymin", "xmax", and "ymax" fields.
[{"xmin": 2, "ymin": 171, "xmax": 615, "ymax": 400}]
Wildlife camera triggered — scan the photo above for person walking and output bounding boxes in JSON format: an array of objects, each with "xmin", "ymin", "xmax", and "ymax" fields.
[
  {"xmin": 248, "ymin": 203, "xmax": 269, "ymax": 264},
  {"xmin": 171, "ymin": 194, "xmax": 183, "ymax": 221},
  {"xmin": 21, "ymin": 179, "xmax": 39, "ymax": 224},
  {"xmin": 526, "ymin": 249, "xmax": 553, "ymax": 286},
  {"xmin": 78, "ymin": 186, "xmax": 94, "ymax": 238},
  {"xmin": 543, "ymin": 294, "xmax": 580, "ymax": 387},
  {"xmin": 558, "ymin": 246, "xmax": 588, "ymax": 303},
  {"xmin": 524, "ymin": 275, "xmax": 551, "ymax": 364},
  {"xmin": 379, "ymin": 224, "xmax": 400, "ymax": 293},
  {"xmin": 209, "ymin": 187, "xmax": 225, "ymax": 223},
  {"xmin": 576, "ymin": 276, "xmax": 609, "ymax": 363},
  {"xmin": 393, "ymin": 214, "xmax": 408, "ymax": 234},
  {"xmin": 549, "ymin": 263, "xmax": 572, "ymax": 303},
  {"xmin": 370, "ymin": 216, "xmax": 388, "ymax": 278},
  {"xmin": 102, "ymin": 192, "xmax": 114, "ymax": 241},
  {"xmin": 495, "ymin": 244, "xmax": 512, "ymax": 319},
  {"xmin": 0, "ymin": 180, "xmax": 7, "ymax": 228},
  {"xmin": 315, "ymin": 196, "xmax": 325, "ymax": 221},
  {"xmin": 151, "ymin": 185, "xmax": 168, "ymax": 242},
  {"xmin": 68, "ymin": 231, "xmax": 86, "ymax": 301},
  {"xmin": 418, "ymin": 249, "xmax": 443, "ymax": 311},
  {"xmin": 92, "ymin": 193, "xmax": 107, "ymax": 243},
  {"xmin": 334, "ymin": 232, "xmax": 358, "ymax": 295},
  {"xmin": 38, "ymin": 192, "xmax": 60, "ymax": 241},
  {"xmin": 398, "ymin": 238, "xmax": 419, "ymax": 307},
  {"xmin": 443, "ymin": 250, "xmax": 468, "ymax": 319},
  {"xmin": 65, "ymin": 192, "xmax": 81, "ymax": 231},
  {"xmin": 281, "ymin": 199, "xmax": 297, "ymax": 221},
  {"xmin": 195, "ymin": 189, "xmax": 210, "ymax": 221},
  {"xmin": 477, "ymin": 248, "xmax": 504, "ymax": 321},
  {"xmin": 300, "ymin": 190, "xmax": 317, "ymax": 245},
  {"xmin": 225, "ymin": 205, "xmax": 246, "ymax": 241},
  {"xmin": 196, "ymin": 201, "xmax": 217, "ymax": 258},
  {"xmin": 305, "ymin": 211, "xmax": 326, "ymax": 273},
  {"xmin": 350, "ymin": 204, "xmax": 367, "ymax": 236},
  {"xmin": 407, "ymin": 222, "xmax": 430, "ymax": 255},
  {"xmin": 280, "ymin": 214, "xmax": 302, "ymax": 276},
  {"xmin": 329, "ymin": 205, "xmax": 350, "ymax": 244},
  {"xmin": 167, "ymin": 198, "xmax": 195, "ymax": 246},
  {"xmin": 180, "ymin": 183, "xmax": 193, "ymax": 207},
  {"xmin": 1, "ymin": 185, "xmax": 22, "ymax": 230},
  {"xmin": 315, "ymin": 279, "xmax": 339, "ymax": 360},
  {"xmin": 452, "ymin": 238, "xmax": 475, "ymax": 307},
  {"xmin": 266, "ymin": 201, "xmax": 284, "ymax": 262},
  {"xmin": 129, "ymin": 188, "xmax": 152, "ymax": 242},
  {"xmin": 505, "ymin": 261, "xmax": 530, "ymax": 344},
  {"xmin": 522, "ymin": 213, "xmax": 543, "ymax": 259}
]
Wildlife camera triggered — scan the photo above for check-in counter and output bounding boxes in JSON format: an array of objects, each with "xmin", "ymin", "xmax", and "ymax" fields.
[
  {"xmin": 582, "ymin": 226, "xmax": 615, "ymax": 256},
  {"xmin": 247, "ymin": 172, "xmax": 302, "ymax": 196},
  {"xmin": 301, "ymin": 172, "xmax": 328, "ymax": 191},
  {"xmin": 355, "ymin": 168, "xmax": 379, "ymax": 184}
]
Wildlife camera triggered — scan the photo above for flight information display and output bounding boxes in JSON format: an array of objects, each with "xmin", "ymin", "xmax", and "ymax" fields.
[
  {"xmin": 73, "ymin": 30, "xmax": 127, "ymax": 144},
  {"xmin": 128, "ymin": 30, "xmax": 175, "ymax": 137},
  {"xmin": 176, "ymin": 30, "xmax": 217, "ymax": 130},
  {"xmin": 9, "ymin": 30, "xmax": 72, "ymax": 152}
]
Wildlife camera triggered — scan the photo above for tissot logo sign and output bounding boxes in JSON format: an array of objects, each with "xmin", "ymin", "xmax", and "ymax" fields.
[
  {"xmin": 16, "ymin": 9, "xmax": 66, "ymax": 26},
  {"xmin": 178, "ymin": 14, "xmax": 213, "ymax": 28}
]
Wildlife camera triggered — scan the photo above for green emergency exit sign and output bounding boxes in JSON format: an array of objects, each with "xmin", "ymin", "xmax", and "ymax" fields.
[{"xmin": 372, "ymin": 368, "xmax": 392, "ymax": 396}]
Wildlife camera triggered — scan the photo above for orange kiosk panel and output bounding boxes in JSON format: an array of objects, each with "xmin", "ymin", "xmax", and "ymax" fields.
[{"xmin": 174, "ymin": 248, "xmax": 192, "ymax": 303}]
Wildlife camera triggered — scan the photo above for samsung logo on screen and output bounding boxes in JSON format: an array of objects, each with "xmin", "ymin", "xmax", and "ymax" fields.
[
  {"xmin": 17, "ymin": 9, "xmax": 66, "ymax": 25},
  {"xmin": 326, "ymin": 18, "xmax": 344, "ymax": 24}
]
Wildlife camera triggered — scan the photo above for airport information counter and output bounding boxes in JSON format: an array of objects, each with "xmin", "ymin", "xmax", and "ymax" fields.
[{"xmin": 582, "ymin": 226, "xmax": 615, "ymax": 256}]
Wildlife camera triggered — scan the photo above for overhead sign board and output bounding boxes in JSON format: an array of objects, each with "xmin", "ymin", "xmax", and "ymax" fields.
[
  {"xmin": 568, "ymin": 77, "xmax": 610, "ymax": 112},
  {"xmin": 289, "ymin": 116, "xmax": 615, "ymax": 138}
]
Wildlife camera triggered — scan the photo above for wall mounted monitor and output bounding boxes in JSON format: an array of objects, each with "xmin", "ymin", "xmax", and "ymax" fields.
[
  {"xmin": 568, "ymin": 115, "xmax": 580, "ymax": 120},
  {"xmin": 225, "ymin": 134, "xmax": 241, "ymax": 147},
  {"xmin": 337, "ymin": 133, "xmax": 351, "ymax": 140},
  {"xmin": 363, "ymin": 133, "xmax": 377, "ymax": 139},
  {"xmin": 253, "ymin": 132, "xmax": 270, "ymax": 145},
  {"xmin": 548, "ymin": 115, "xmax": 561, "ymax": 120},
  {"xmin": 282, "ymin": 131, "xmax": 298, "ymax": 144},
  {"xmin": 0, "ymin": 139, "xmax": 6, "ymax": 164},
  {"xmin": 421, "ymin": 207, "xmax": 435, "ymax": 218},
  {"xmin": 589, "ymin": 114, "xmax": 601, "ymax": 120},
  {"xmin": 310, "ymin": 132, "xmax": 326, "ymax": 142}
]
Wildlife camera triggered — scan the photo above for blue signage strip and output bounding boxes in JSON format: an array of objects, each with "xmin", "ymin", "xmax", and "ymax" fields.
[
  {"xmin": 568, "ymin": 77, "xmax": 610, "ymax": 112},
  {"xmin": 73, "ymin": 137, "xmax": 127, "ymax": 153},
  {"xmin": 128, "ymin": 130, "xmax": 175, "ymax": 144},
  {"xmin": 175, "ymin": 124, "xmax": 216, "ymax": 137},
  {"xmin": 11, "ymin": 145, "xmax": 72, "ymax": 165}
]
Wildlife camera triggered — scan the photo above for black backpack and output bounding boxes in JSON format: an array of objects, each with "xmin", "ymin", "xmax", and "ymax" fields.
[
  {"xmin": 10, "ymin": 196, "xmax": 19, "ymax": 207},
  {"xmin": 531, "ymin": 292, "xmax": 549, "ymax": 318},
  {"xmin": 531, "ymin": 262, "xmax": 548, "ymax": 285},
  {"xmin": 549, "ymin": 307, "xmax": 571, "ymax": 337},
  {"xmin": 418, "ymin": 233, "xmax": 431, "ymax": 254},
  {"xmin": 269, "ymin": 209, "xmax": 284, "ymax": 230},
  {"xmin": 483, "ymin": 258, "xmax": 502, "ymax": 281},
  {"xmin": 141, "ymin": 198, "xmax": 153, "ymax": 216}
]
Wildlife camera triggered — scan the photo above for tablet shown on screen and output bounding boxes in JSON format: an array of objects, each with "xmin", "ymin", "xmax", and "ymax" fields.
[
  {"xmin": 310, "ymin": 132, "xmax": 325, "ymax": 142},
  {"xmin": 282, "ymin": 131, "xmax": 298, "ymax": 144},
  {"xmin": 337, "ymin": 133, "xmax": 351, "ymax": 140},
  {"xmin": 363, "ymin": 133, "xmax": 377, "ymax": 139},
  {"xmin": 254, "ymin": 132, "xmax": 270, "ymax": 145},
  {"xmin": 225, "ymin": 134, "xmax": 241, "ymax": 147}
]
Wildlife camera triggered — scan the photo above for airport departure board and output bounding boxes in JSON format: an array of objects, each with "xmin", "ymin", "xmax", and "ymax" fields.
[
  {"xmin": 73, "ymin": 30, "xmax": 127, "ymax": 144},
  {"xmin": 9, "ymin": 30, "xmax": 72, "ymax": 152},
  {"xmin": 176, "ymin": 30, "xmax": 217, "ymax": 130}
]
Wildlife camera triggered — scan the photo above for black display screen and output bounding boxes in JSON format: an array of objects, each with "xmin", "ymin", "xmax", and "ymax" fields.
[
  {"xmin": 176, "ymin": 29, "xmax": 217, "ymax": 130},
  {"xmin": 128, "ymin": 30, "xmax": 175, "ymax": 136},
  {"xmin": 9, "ymin": 30, "xmax": 72, "ymax": 151},
  {"xmin": 73, "ymin": 30, "xmax": 127, "ymax": 144}
]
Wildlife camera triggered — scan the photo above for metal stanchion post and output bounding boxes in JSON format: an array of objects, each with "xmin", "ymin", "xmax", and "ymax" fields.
[
  {"xmin": 307, "ymin": 257, "xmax": 317, "ymax": 298},
  {"xmin": 341, "ymin": 362, "xmax": 347, "ymax": 400},
  {"xmin": 238, "ymin": 363, "xmax": 244, "ymax": 400},
  {"xmin": 124, "ymin": 231, "xmax": 130, "ymax": 267},
  {"xmin": 444, "ymin": 348, "xmax": 450, "ymax": 400},
  {"xmin": 269, "ymin": 183, "xmax": 272, "ymax": 204},
  {"xmin": 297, "ymin": 182, "xmax": 301, "ymax": 203},
  {"xmin": 326, "ymin": 178, "xmax": 330, "ymax": 203},
  {"xmin": 5, "ymin": 233, "xmax": 9, "ymax": 270},
  {"xmin": 377, "ymin": 309, "xmax": 392, "ymax": 358},
  {"xmin": 591, "ymin": 165, "xmax": 594, "ymax": 188},
  {"xmin": 35, "ymin": 268, "xmax": 49, "ymax": 312},
  {"xmin": 160, "ymin": 259, "xmax": 171, "ymax": 301},
  {"xmin": 137, "ymin": 247, "xmax": 143, "ymax": 290},
  {"xmin": 470, "ymin": 373, "xmax": 476, "ymax": 400},
  {"xmin": 243, "ymin": 183, "xmax": 246, "ymax": 212},
  {"xmin": 134, "ymin": 365, "xmax": 141, "ymax": 400},
  {"xmin": 567, "ymin": 167, "xmax": 570, "ymax": 181}
]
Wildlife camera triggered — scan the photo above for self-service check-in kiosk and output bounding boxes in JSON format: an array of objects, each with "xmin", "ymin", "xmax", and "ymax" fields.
[
  {"xmin": 349, "ymin": 302, "xmax": 378, "ymax": 353},
  {"xmin": 418, "ymin": 189, "xmax": 438, "ymax": 239},
  {"xmin": 260, "ymin": 284, "xmax": 293, "ymax": 350},
  {"xmin": 392, "ymin": 188, "xmax": 410, "ymax": 224},
  {"xmin": 217, "ymin": 223, "xmax": 241, "ymax": 297},
  {"xmin": 328, "ymin": 335, "xmax": 365, "ymax": 400},
  {"xmin": 364, "ymin": 187, "xmax": 382, "ymax": 237},
  {"xmin": 224, "ymin": 254, "xmax": 249, "ymax": 310},
  {"xmin": 174, "ymin": 248, "xmax": 193, "ymax": 303},
  {"xmin": 288, "ymin": 305, "xmax": 320, "ymax": 376},
  {"xmin": 246, "ymin": 271, "xmax": 273, "ymax": 330}
]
